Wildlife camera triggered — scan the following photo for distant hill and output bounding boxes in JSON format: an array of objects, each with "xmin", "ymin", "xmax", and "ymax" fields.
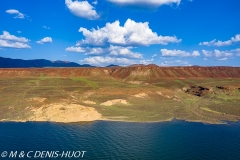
[
  {"xmin": 0, "ymin": 57, "xmax": 94, "ymax": 68},
  {"xmin": 106, "ymin": 64, "xmax": 119, "ymax": 67}
]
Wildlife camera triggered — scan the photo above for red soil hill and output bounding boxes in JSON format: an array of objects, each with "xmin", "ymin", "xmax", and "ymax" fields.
[{"xmin": 0, "ymin": 66, "xmax": 240, "ymax": 80}]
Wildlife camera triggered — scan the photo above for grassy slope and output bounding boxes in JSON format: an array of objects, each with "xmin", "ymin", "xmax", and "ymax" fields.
[{"xmin": 0, "ymin": 76, "xmax": 240, "ymax": 123}]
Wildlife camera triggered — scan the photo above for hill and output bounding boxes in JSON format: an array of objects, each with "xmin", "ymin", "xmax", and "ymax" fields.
[
  {"xmin": 0, "ymin": 65, "xmax": 240, "ymax": 123},
  {"xmin": 0, "ymin": 56, "xmax": 93, "ymax": 68},
  {"xmin": 0, "ymin": 66, "xmax": 239, "ymax": 79}
]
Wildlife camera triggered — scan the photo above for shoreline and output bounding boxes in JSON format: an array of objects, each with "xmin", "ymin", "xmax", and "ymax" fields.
[{"xmin": 0, "ymin": 117, "xmax": 237, "ymax": 125}]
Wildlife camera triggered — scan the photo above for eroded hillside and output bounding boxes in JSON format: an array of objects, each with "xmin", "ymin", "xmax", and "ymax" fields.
[
  {"xmin": 0, "ymin": 66, "xmax": 240, "ymax": 123},
  {"xmin": 0, "ymin": 66, "xmax": 240, "ymax": 79}
]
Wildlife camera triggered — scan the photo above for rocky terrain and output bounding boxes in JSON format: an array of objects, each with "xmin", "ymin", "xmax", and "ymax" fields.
[
  {"xmin": 0, "ymin": 66, "xmax": 240, "ymax": 79},
  {"xmin": 0, "ymin": 66, "xmax": 240, "ymax": 123}
]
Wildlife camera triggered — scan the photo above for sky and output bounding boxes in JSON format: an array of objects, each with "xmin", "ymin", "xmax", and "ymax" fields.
[{"xmin": 0, "ymin": 0, "xmax": 240, "ymax": 66}]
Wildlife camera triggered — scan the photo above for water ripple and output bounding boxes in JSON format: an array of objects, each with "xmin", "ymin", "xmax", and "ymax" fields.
[{"xmin": 0, "ymin": 121, "xmax": 240, "ymax": 159}]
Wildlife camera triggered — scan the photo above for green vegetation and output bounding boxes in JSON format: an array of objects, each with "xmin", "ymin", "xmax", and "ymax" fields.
[
  {"xmin": 0, "ymin": 77, "xmax": 240, "ymax": 123},
  {"xmin": 39, "ymin": 74, "xmax": 46, "ymax": 80},
  {"xmin": 71, "ymin": 77, "xmax": 98, "ymax": 89},
  {"xmin": 174, "ymin": 79, "xmax": 186, "ymax": 88},
  {"xmin": 200, "ymin": 107, "xmax": 222, "ymax": 114}
]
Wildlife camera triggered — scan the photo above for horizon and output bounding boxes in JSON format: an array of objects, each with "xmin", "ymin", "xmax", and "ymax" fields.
[
  {"xmin": 1, "ymin": 56, "xmax": 240, "ymax": 68},
  {"xmin": 0, "ymin": 0, "xmax": 240, "ymax": 67}
]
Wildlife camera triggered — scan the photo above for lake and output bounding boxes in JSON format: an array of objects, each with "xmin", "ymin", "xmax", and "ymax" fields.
[{"xmin": 0, "ymin": 119, "xmax": 240, "ymax": 159}]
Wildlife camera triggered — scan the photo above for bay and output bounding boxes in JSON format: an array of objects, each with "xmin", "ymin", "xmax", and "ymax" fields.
[{"xmin": 0, "ymin": 120, "xmax": 240, "ymax": 159}]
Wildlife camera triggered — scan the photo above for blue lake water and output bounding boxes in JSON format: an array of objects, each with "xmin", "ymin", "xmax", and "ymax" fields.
[{"xmin": 0, "ymin": 120, "xmax": 240, "ymax": 159}]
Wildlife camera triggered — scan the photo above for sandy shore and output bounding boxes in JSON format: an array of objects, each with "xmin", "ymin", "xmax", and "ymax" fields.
[
  {"xmin": 18, "ymin": 103, "xmax": 102, "ymax": 123},
  {"xmin": 0, "ymin": 116, "xmax": 235, "ymax": 125}
]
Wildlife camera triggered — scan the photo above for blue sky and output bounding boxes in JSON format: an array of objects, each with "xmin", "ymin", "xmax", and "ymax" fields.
[{"xmin": 0, "ymin": 0, "xmax": 240, "ymax": 66}]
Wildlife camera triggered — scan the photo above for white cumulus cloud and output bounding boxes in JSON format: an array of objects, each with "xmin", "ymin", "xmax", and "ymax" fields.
[
  {"xmin": 202, "ymin": 50, "xmax": 213, "ymax": 57},
  {"xmin": 6, "ymin": 9, "xmax": 25, "ymax": 19},
  {"xmin": 160, "ymin": 60, "xmax": 190, "ymax": 66},
  {"xmin": 0, "ymin": 31, "xmax": 30, "ymax": 49},
  {"xmin": 65, "ymin": 0, "xmax": 99, "ymax": 20},
  {"xmin": 152, "ymin": 54, "xmax": 157, "ymax": 58},
  {"xmin": 43, "ymin": 26, "xmax": 50, "ymax": 29},
  {"xmin": 68, "ymin": 19, "xmax": 182, "ymax": 66},
  {"xmin": 66, "ymin": 46, "xmax": 105, "ymax": 55},
  {"xmin": 80, "ymin": 56, "xmax": 136, "ymax": 66},
  {"xmin": 92, "ymin": 1, "xmax": 98, "ymax": 5},
  {"xmin": 0, "ymin": 40, "xmax": 30, "ymax": 49},
  {"xmin": 87, "ymin": 47, "xmax": 105, "ymax": 55},
  {"xmin": 217, "ymin": 57, "xmax": 228, "ymax": 61},
  {"xmin": 202, "ymin": 49, "xmax": 240, "ymax": 59},
  {"xmin": 161, "ymin": 49, "xmax": 200, "ymax": 57},
  {"xmin": 140, "ymin": 58, "xmax": 155, "ymax": 65},
  {"xmin": 107, "ymin": 0, "xmax": 181, "ymax": 8},
  {"xmin": 37, "ymin": 37, "xmax": 52, "ymax": 44},
  {"xmin": 0, "ymin": 31, "xmax": 28, "ymax": 42},
  {"xmin": 214, "ymin": 49, "xmax": 233, "ymax": 58},
  {"xmin": 66, "ymin": 46, "xmax": 86, "ymax": 52},
  {"xmin": 109, "ymin": 46, "xmax": 142, "ymax": 59},
  {"xmin": 199, "ymin": 34, "xmax": 240, "ymax": 47},
  {"xmin": 66, "ymin": 45, "xmax": 143, "ymax": 59},
  {"xmin": 77, "ymin": 19, "xmax": 181, "ymax": 47},
  {"xmin": 235, "ymin": 48, "xmax": 240, "ymax": 56}
]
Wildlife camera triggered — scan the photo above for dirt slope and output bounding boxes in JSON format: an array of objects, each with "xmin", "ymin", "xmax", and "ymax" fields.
[{"xmin": 0, "ymin": 66, "xmax": 240, "ymax": 79}]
